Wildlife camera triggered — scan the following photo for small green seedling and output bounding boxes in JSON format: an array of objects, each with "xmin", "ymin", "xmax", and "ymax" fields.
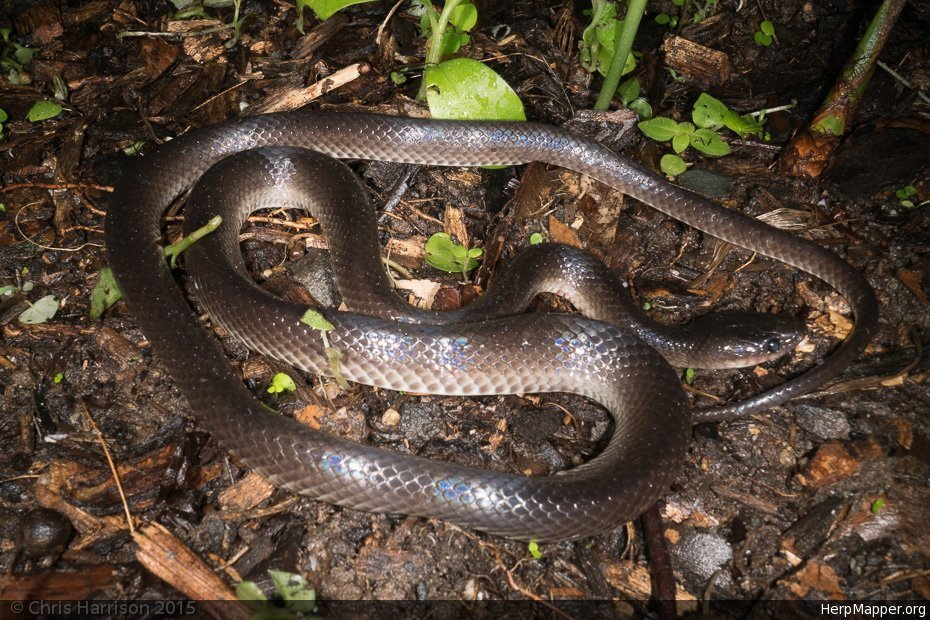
[
  {"xmin": 870, "ymin": 498, "xmax": 885, "ymax": 513},
  {"xmin": 1, "ymin": 27, "xmax": 36, "ymax": 85},
  {"xmin": 0, "ymin": 107, "xmax": 7, "ymax": 139},
  {"xmin": 27, "ymin": 100, "xmax": 62, "ymax": 122},
  {"xmin": 528, "ymin": 539, "xmax": 542, "ymax": 559},
  {"xmin": 163, "ymin": 215, "xmax": 222, "ymax": 268},
  {"xmin": 617, "ymin": 77, "xmax": 652, "ymax": 119},
  {"xmin": 895, "ymin": 185, "xmax": 920, "ymax": 208},
  {"xmin": 53, "ymin": 372, "xmax": 64, "ymax": 384},
  {"xmin": 684, "ymin": 367, "xmax": 696, "ymax": 385},
  {"xmin": 655, "ymin": 0, "xmax": 685, "ymax": 28},
  {"xmin": 639, "ymin": 93, "xmax": 771, "ymax": 176},
  {"xmin": 424, "ymin": 232, "xmax": 482, "ymax": 280},
  {"xmin": 267, "ymin": 372, "xmax": 297, "ymax": 395},
  {"xmin": 754, "ymin": 20, "xmax": 775, "ymax": 46},
  {"xmin": 237, "ymin": 570, "xmax": 320, "ymax": 620},
  {"xmin": 300, "ymin": 308, "xmax": 349, "ymax": 388},
  {"xmin": 90, "ymin": 267, "xmax": 122, "ymax": 320},
  {"xmin": 529, "ymin": 232, "xmax": 545, "ymax": 245}
]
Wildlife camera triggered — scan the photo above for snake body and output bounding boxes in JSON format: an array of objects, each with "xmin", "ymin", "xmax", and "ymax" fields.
[{"xmin": 105, "ymin": 112, "xmax": 877, "ymax": 540}]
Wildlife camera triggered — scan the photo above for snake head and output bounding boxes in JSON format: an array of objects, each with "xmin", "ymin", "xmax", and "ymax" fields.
[{"xmin": 688, "ymin": 311, "xmax": 807, "ymax": 369}]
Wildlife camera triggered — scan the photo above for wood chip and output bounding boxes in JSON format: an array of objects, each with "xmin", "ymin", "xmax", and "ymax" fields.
[
  {"xmin": 547, "ymin": 215, "xmax": 582, "ymax": 247},
  {"xmin": 134, "ymin": 522, "xmax": 250, "ymax": 619},
  {"xmin": 219, "ymin": 472, "xmax": 276, "ymax": 512},
  {"xmin": 795, "ymin": 438, "xmax": 884, "ymax": 487},
  {"xmin": 603, "ymin": 560, "xmax": 697, "ymax": 611},
  {"xmin": 661, "ymin": 35, "xmax": 731, "ymax": 87}
]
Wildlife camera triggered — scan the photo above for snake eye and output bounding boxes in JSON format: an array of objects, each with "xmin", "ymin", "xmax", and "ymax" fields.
[{"xmin": 763, "ymin": 337, "xmax": 781, "ymax": 353}]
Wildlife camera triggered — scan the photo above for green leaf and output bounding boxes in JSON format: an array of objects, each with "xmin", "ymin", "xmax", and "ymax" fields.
[
  {"xmin": 0, "ymin": 285, "xmax": 15, "ymax": 296},
  {"xmin": 692, "ymin": 93, "xmax": 727, "ymax": 128},
  {"xmin": 638, "ymin": 117, "xmax": 679, "ymax": 141},
  {"xmin": 235, "ymin": 580, "xmax": 267, "ymax": 601},
  {"xmin": 722, "ymin": 109, "xmax": 764, "ymax": 139},
  {"xmin": 660, "ymin": 154, "xmax": 687, "ymax": 176},
  {"xmin": 53, "ymin": 372, "xmax": 63, "ymax": 384},
  {"xmin": 19, "ymin": 295, "xmax": 59, "ymax": 324},
  {"xmin": 267, "ymin": 372, "xmax": 297, "ymax": 394},
  {"xmin": 424, "ymin": 58, "xmax": 525, "ymax": 122},
  {"xmin": 298, "ymin": 0, "xmax": 375, "ymax": 22},
  {"xmin": 90, "ymin": 267, "xmax": 122, "ymax": 320},
  {"xmin": 684, "ymin": 367, "xmax": 695, "ymax": 385},
  {"xmin": 642, "ymin": 301, "xmax": 652, "ymax": 311},
  {"xmin": 300, "ymin": 308, "xmax": 334, "ymax": 331},
  {"xmin": 424, "ymin": 232, "xmax": 481, "ymax": 274},
  {"xmin": 528, "ymin": 540, "xmax": 542, "ymax": 559},
  {"xmin": 0, "ymin": 108, "xmax": 7, "ymax": 122},
  {"xmin": 628, "ymin": 98, "xmax": 652, "ymax": 120},
  {"xmin": 671, "ymin": 133, "xmax": 690, "ymax": 153},
  {"xmin": 760, "ymin": 20, "xmax": 775, "ymax": 36},
  {"xmin": 617, "ymin": 77, "xmax": 639, "ymax": 105},
  {"xmin": 27, "ymin": 100, "xmax": 63, "ymax": 122},
  {"xmin": 689, "ymin": 128, "xmax": 730, "ymax": 156},
  {"xmin": 448, "ymin": 2, "xmax": 478, "ymax": 31},
  {"xmin": 390, "ymin": 71, "xmax": 407, "ymax": 85},
  {"xmin": 529, "ymin": 232, "xmax": 544, "ymax": 245},
  {"xmin": 14, "ymin": 46, "xmax": 36, "ymax": 66},
  {"xmin": 870, "ymin": 498, "xmax": 885, "ymax": 513},
  {"xmin": 655, "ymin": 13, "xmax": 670, "ymax": 25}
]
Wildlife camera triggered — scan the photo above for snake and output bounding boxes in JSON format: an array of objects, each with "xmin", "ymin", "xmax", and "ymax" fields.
[{"xmin": 105, "ymin": 112, "xmax": 878, "ymax": 541}]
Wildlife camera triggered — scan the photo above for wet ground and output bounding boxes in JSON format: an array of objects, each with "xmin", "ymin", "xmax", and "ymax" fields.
[{"xmin": 1, "ymin": 0, "xmax": 929, "ymax": 611}]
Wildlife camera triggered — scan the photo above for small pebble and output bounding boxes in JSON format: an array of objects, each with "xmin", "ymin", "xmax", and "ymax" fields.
[
  {"xmin": 14, "ymin": 508, "xmax": 72, "ymax": 556},
  {"xmin": 381, "ymin": 408, "xmax": 401, "ymax": 427}
]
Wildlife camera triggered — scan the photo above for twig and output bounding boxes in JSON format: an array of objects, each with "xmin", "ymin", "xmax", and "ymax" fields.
[{"xmin": 78, "ymin": 401, "xmax": 135, "ymax": 534}]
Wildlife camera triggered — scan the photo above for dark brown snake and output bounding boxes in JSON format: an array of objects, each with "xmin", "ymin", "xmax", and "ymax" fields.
[{"xmin": 105, "ymin": 112, "xmax": 878, "ymax": 541}]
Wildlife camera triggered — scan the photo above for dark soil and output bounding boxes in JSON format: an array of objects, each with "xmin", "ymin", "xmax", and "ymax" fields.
[{"xmin": 1, "ymin": 0, "xmax": 929, "ymax": 612}]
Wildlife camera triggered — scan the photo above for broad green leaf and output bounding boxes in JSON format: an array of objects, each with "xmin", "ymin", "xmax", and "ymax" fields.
[
  {"xmin": 660, "ymin": 154, "xmax": 687, "ymax": 176},
  {"xmin": 692, "ymin": 93, "xmax": 727, "ymax": 128},
  {"xmin": 722, "ymin": 109, "xmax": 764, "ymax": 138},
  {"xmin": 299, "ymin": 0, "xmax": 375, "ymax": 23},
  {"xmin": 424, "ymin": 58, "xmax": 525, "ymax": 122},
  {"xmin": 27, "ymin": 100, "xmax": 62, "ymax": 122},
  {"xmin": 90, "ymin": 267, "xmax": 122, "ymax": 320},
  {"xmin": 424, "ymin": 232, "xmax": 482, "ymax": 274},
  {"xmin": 300, "ymin": 308, "xmax": 334, "ymax": 331},
  {"xmin": 684, "ymin": 367, "xmax": 696, "ymax": 384},
  {"xmin": 19, "ymin": 295, "xmax": 59, "ymax": 324},
  {"xmin": 690, "ymin": 128, "xmax": 730, "ymax": 156},
  {"xmin": 638, "ymin": 117, "xmax": 679, "ymax": 141},
  {"xmin": 671, "ymin": 133, "xmax": 690, "ymax": 153},
  {"xmin": 760, "ymin": 20, "xmax": 775, "ymax": 36},
  {"xmin": 529, "ymin": 232, "xmax": 544, "ymax": 245},
  {"xmin": 0, "ymin": 108, "xmax": 7, "ymax": 122},
  {"xmin": 448, "ymin": 2, "xmax": 477, "ymax": 31}
]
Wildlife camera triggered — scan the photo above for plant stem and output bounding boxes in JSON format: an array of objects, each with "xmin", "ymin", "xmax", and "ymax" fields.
[
  {"xmin": 163, "ymin": 215, "xmax": 222, "ymax": 268},
  {"xmin": 594, "ymin": 0, "xmax": 647, "ymax": 111},
  {"xmin": 417, "ymin": 0, "xmax": 465, "ymax": 101}
]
